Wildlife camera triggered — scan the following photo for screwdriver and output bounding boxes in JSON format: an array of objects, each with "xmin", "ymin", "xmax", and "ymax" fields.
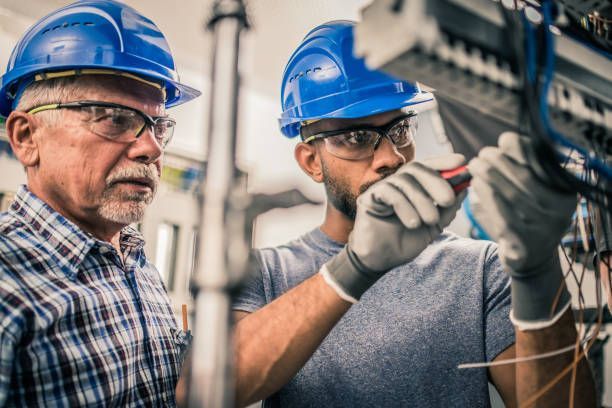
[
  {"xmin": 369, "ymin": 165, "xmax": 472, "ymax": 216},
  {"xmin": 439, "ymin": 165, "xmax": 471, "ymax": 194}
]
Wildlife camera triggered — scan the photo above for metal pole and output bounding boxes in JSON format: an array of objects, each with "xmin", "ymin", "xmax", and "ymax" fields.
[{"xmin": 189, "ymin": 1, "xmax": 248, "ymax": 406}]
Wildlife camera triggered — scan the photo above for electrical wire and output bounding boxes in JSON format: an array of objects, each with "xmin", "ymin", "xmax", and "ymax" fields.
[
  {"xmin": 456, "ymin": 337, "xmax": 591, "ymax": 369},
  {"xmin": 517, "ymin": 1, "xmax": 612, "ymax": 209},
  {"xmin": 538, "ymin": 1, "xmax": 612, "ymax": 181},
  {"xmin": 460, "ymin": 3, "xmax": 610, "ymax": 406}
]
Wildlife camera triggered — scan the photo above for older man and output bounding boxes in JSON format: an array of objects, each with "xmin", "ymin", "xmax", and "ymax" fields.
[{"xmin": 0, "ymin": 1, "xmax": 199, "ymax": 406}]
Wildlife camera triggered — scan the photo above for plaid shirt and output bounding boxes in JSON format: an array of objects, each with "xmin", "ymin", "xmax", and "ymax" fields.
[{"xmin": 0, "ymin": 186, "xmax": 190, "ymax": 407}]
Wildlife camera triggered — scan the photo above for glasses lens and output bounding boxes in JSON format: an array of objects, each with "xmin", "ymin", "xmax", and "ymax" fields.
[
  {"xmin": 387, "ymin": 116, "xmax": 417, "ymax": 148},
  {"xmin": 324, "ymin": 130, "xmax": 379, "ymax": 160},
  {"xmin": 87, "ymin": 106, "xmax": 144, "ymax": 141},
  {"xmin": 153, "ymin": 118, "xmax": 176, "ymax": 148}
]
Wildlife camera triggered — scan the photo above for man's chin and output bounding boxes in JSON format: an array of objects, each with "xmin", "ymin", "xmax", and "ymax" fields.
[{"xmin": 98, "ymin": 200, "xmax": 149, "ymax": 225}]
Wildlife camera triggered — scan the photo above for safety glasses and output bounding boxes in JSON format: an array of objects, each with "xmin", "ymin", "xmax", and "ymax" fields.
[
  {"xmin": 27, "ymin": 100, "xmax": 176, "ymax": 149},
  {"xmin": 302, "ymin": 113, "xmax": 418, "ymax": 160}
]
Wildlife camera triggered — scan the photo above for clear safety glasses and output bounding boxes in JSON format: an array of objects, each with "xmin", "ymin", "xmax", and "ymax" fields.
[
  {"xmin": 27, "ymin": 100, "xmax": 176, "ymax": 149},
  {"xmin": 302, "ymin": 113, "xmax": 418, "ymax": 160}
]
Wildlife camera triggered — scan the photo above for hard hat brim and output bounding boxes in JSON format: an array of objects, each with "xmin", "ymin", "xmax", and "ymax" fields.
[
  {"xmin": 279, "ymin": 91, "xmax": 434, "ymax": 138},
  {"xmin": 0, "ymin": 51, "xmax": 201, "ymax": 117}
]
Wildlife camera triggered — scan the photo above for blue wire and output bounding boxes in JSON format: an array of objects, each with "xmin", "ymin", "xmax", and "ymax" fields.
[
  {"xmin": 537, "ymin": 0, "xmax": 612, "ymax": 180},
  {"xmin": 462, "ymin": 192, "xmax": 493, "ymax": 242}
]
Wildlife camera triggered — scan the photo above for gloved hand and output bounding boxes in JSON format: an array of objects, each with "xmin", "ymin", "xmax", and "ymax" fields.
[
  {"xmin": 468, "ymin": 132, "xmax": 577, "ymax": 330},
  {"xmin": 321, "ymin": 153, "xmax": 467, "ymax": 303}
]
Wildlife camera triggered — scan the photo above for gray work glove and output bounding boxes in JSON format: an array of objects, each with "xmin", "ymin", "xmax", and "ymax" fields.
[
  {"xmin": 322, "ymin": 153, "xmax": 467, "ymax": 303},
  {"xmin": 468, "ymin": 132, "xmax": 577, "ymax": 330}
]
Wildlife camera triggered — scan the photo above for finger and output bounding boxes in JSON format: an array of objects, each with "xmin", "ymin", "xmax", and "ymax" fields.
[
  {"xmin": 468, "ymin": 155, "xmax": 545, "ymax": 216},
  {"xmin": 387, "ymin": 173, "xmax": 441, "ymax": 225},
  {"xmin": 367, "ymin": 183, "xmax": 422, "ymax": 229},
  {"xmin": 402, "ymin": 162, "xmax": 456, "ymax": 207},
  {"xmin": 470, "ymin": 177, "xmax": 531, "ymax": 269},
  {"xmin": 469, "ymin": 178, "xmax": 511, "ymax": 240},
  {"xmin": 498, "ymin": 132, "xmax": 574, "ymax": 203},
  {"xmin": 473, "ymin": 147, "xmax": 574, "ymax": 211},
  {"xmin": 498, "ymin": 131, "xmax": 530, "ymax": 166},
  {"xmin": 421, "ymin": 153, "xmax": 466, "ymax": 171}
]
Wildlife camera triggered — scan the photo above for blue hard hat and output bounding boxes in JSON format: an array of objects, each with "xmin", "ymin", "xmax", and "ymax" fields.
[
  {"xmin": 279, "ymin": 20, "xmax": 433, "ymax": 138},
  {"xmin": 0, "ymin": 0, "xmax": 201, "ymax": 117}
]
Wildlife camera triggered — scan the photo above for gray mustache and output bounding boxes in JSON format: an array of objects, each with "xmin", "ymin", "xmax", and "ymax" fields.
[{"xmin": 106, "ymin": 165, "xmax": 159, "ymax": 189}]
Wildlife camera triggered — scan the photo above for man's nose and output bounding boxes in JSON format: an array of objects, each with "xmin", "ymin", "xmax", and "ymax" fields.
[
  {"xmin": 371, "ymin": 136, "xmax": 406, "ymax": 172},
  {"xmin": 126, "ymin": 126, "xmax": 163, "ymax": 164}
]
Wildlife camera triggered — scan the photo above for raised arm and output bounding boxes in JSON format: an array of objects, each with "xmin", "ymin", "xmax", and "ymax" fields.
[{"xmin": 469, "ymin": 132, "xmax": 596, "ymax": 407}]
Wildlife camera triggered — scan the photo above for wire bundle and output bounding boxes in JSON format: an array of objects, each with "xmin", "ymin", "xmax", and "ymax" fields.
[{"xmin": 458, "ymin": 2, "xmax": 612, "ymax": 406}]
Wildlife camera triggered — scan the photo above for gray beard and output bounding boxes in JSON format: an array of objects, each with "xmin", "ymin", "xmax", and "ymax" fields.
[
  {"xmin": 97, "ymin": 188, "xmax": 153, "ymax": 224},
  {"xmin": 97, "ymin": 165, "xmax": 158, "ymax": 224}
]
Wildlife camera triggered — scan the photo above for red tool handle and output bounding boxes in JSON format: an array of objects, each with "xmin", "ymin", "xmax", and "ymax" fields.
[{"xmin": 440, "ymin": 165, "xmax": 471, "ymax": 193}]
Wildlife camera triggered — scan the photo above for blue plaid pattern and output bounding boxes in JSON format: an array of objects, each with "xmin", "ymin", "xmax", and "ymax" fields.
[{"xmin": 0, "ymin": 186, "xmax": 190, "ymax": 407}]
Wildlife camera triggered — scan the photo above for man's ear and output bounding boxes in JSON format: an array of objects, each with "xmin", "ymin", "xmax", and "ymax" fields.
[
  {"xmin": 295, "ymin": 142, "xmax": 324, "ymax": 183},
  {"xmin": 6, "ymin": 111, "xmax": 40, "ymax": 168}
]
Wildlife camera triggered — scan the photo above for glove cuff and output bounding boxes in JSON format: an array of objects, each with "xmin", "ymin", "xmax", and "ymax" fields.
[
  {"xmin": 509, "ymin": 253, "xmax": 571, "ymax": 326},
  {"xmin": 510, "ymin": 301, "xmax": 571, "ymax": 331},
  {"xmin": 322, "ymin": 247, "xmax": 380, "ymax": 301}
]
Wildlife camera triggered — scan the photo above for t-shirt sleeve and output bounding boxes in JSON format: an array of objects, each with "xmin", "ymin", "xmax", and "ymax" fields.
[
  {"xmin": 482, "ymin": 243, "xmax": 515, "ymax": 361},
  {"xmin": 232, "ymin": 250, "xmax": 268, "ymax": 313}
]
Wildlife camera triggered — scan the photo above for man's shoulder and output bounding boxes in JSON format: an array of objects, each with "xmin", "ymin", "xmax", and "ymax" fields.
[
  {"xmin": 0, "ymin": 212, "xmax": 39, "ymax": 321},
  {"xmin": 253, "ymin": 228, "xmax": 340, "ymax": 282},
  {"xmin": 256, "ymin": 229, "xmax": 336, "ymax": 262},
  {"xmin": 0, "ymin": 211, "xmax": 28, "ymax": 248},
  {"xmin": 0, "ymin": 211, "xmax": 39, "ymax": 272}
]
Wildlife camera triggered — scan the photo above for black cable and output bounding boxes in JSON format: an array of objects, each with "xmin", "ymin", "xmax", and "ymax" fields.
[
  {"xmin": 524, "ymin": 10, "xmax": 612, "ymax": 208},
  {"xmin": 498, "ymin": 3, "xmax": 612, "ymax": 215}
]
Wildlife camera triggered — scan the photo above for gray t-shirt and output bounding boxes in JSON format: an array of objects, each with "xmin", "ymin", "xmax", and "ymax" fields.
[{"xmin": 234, "ymin": 228, "xmax": 514, "ymax": 407}]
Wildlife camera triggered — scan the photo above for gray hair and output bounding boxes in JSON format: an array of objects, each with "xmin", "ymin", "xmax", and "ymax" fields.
[{"xmin": 14, "ymin": 77, "xmax": 82, "ymax": 123}]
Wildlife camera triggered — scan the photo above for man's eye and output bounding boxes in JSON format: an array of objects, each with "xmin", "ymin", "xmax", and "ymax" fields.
[
  {"xmin": 91, "ymin": 110, "xmax": 138, "ymax": 136},
  {"xmin": 344, "ymin": 131, "xmax": 373, "ymax": 145},
  {"xmin": 103, "ymin": 113, "xmax": 131, "ymax": 126}
]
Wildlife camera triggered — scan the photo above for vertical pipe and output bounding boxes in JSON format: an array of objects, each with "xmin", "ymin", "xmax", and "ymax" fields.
[{"xmin": 189, "ymin": 1, "xmax": 247, "ymax": 406}]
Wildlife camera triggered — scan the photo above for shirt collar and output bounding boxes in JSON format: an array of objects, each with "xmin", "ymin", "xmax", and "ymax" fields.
[
  {"xmin": 119, "ymin": 225, "xmax": 146, "ymax": 252},
  {"xmin": 10, "ymin": 185, "xmax": 145, "ymax": 278}
]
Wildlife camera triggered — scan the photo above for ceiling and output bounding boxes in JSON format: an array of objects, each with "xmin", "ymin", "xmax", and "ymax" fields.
[{"xmin": 0, "ymin": 0, "xmax": 370, "ymax": 99}]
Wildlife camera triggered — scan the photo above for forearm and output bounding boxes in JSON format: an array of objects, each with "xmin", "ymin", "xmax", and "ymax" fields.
[
  {"xmin": 515, "ymin": 308, "xmax": 596, "ymax": 407},
  {"xmin": 233, "ymin": 273, "xmax": 351, "ymax": 407}
]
